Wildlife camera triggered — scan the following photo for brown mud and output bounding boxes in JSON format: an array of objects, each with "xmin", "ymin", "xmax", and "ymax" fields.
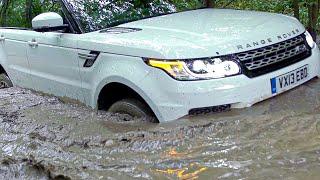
[{"xmin": 1, "ymin": 77, "xmax": 320, "ymax": 179}]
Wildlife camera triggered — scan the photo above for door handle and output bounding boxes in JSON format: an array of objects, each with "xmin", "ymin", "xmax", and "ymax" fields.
[
  {"xmin": 28, "ymin": 39, "xmax": 38, "ymax": 48},
  {"xmin": 0, "ymin": 35, "xmax": 5, "ymax": 42}
]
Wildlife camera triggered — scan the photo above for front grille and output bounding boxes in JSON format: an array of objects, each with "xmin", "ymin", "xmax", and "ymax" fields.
[{"xmin": 236, "ymin": 34, "xmax": 312, "ymax": 78}]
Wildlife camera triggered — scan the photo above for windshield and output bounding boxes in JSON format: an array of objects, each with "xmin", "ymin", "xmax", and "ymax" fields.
[{"xmin": 64, "ymin": 0, "xmax": 204, "ymax": 33}]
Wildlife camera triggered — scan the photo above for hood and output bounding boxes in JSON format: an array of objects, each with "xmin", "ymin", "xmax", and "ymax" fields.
[{"xmin": 78, "ymin": 9, "xmax": 306, "ymax": 59}]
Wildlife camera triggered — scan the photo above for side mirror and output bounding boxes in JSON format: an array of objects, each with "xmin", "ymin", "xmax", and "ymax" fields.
[{"xmin": 32, "ymin": 12, "xmax": 68, "ymax": 32}]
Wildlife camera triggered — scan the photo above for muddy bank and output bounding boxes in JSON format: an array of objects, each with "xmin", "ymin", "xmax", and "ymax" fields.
[{"xmin": 1, "ymin": 76, "xmax": 320, "ymax": 179}]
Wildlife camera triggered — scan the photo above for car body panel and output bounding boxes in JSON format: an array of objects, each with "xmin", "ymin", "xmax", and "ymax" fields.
[
  {"xmin": 78, "ymin": 9, "xmax": 305, "ymax": 59},
  {"xmin": 26, "ymin": 32, "xmax": 83, "ymax": 102},
  {"xmin": 78, "ymin": 52, "xmax": 153, "ymax": 108},
  {"xmin": 0, "ymin": 29, "xmax": 34, "ymax": 89},
  {"xmin": 135, "ymin": 46, "xmax": 320, "ymax": 121},
  {"xmin": 0, "ymin": 28, "xmax": 84, "ymax": 103}
]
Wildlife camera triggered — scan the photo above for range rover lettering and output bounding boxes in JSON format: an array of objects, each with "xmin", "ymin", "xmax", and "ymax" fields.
[{"xmin": 0, "ymin": 0, "xmax": 319, "ymax": 122}]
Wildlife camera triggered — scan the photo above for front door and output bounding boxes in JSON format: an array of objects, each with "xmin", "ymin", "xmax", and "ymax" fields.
[{"xmin": 26, "ymin": 31, "xmax": 84, "ymax": 102}]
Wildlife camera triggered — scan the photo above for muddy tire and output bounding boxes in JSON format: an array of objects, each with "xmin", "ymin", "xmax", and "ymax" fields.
[
  {"xmin": 108, "ymin": 98, "xmax": 157, "ymax": 123},
  {"xmin": 0, "ymin": 73, "xmax": 13, "ymax": 89}
]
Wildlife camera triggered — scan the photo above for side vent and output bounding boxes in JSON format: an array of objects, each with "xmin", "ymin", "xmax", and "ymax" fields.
[{"xmin": 79, "ymin": 51, "xmax": 100, "ymax": 67}]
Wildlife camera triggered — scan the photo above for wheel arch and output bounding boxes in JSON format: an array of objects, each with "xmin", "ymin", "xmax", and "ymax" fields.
[
  {"xmin": 95, "ymin": 77, "xmax": 162, "ymax": 121},
  {"xmin": 0, "ymin": 63, "xmax": 13, "ymax": 84},
  {"xmin": 0, "ymin": 46, "xmax": 10, "ymax": 76},
  {"xmin": 0, "ymin": 64, "xmax": 7, "ymax": 75}
]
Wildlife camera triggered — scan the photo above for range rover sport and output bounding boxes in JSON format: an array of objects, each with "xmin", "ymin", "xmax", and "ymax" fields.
[{"xmin": 0, "ymin": 0, "xmax": 319, "ymax": 122}]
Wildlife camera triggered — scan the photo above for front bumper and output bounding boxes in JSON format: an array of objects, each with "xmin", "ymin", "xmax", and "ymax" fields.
[{"xmin": 142, "ymin": 46, "xmax": 320, "ymax": 122}]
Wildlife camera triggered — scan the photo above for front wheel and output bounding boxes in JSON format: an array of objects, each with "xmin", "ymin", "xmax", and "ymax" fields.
[
  {"xmin": 108, "ymin": 98, "xmax": 158, "ymax": 123},
  {"xmin": 0, "ymin": 73, "xmax": 13, "ymax": 89}
]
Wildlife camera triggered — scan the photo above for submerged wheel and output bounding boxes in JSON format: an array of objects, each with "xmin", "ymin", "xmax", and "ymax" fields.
[
  {"xmin": 108, "ymin": 98, "xmax": 157, "ymax": 123},
  {"xmin": 0, "ymin": 73, "xmax": 13, "ymax": 89}
]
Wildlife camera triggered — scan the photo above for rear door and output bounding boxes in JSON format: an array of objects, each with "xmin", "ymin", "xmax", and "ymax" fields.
[
  {"xmin": 0, "ymin": 31, "xmax": 34, "ymax": 89},
  {"xmin": 0, "ymin": 0, "xmax": 35, "ymax": 88}
]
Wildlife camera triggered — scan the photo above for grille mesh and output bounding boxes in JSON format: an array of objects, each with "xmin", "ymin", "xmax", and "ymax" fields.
[
  {"xmin": 236, "ymin": 34, "xmax": 311, "ymax": 78},
  {"xmin": 189, "ymin": 105, "xmax": 231, "ymax": 116}
]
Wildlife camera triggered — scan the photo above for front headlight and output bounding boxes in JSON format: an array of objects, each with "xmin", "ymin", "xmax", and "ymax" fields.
[
  {"xmin": 305, "ymin": 31, "xmax": 316, "ymax": 49},
  {"xmin": 147, "ymin": 56, "xmax": 241, "ymax": 80}
]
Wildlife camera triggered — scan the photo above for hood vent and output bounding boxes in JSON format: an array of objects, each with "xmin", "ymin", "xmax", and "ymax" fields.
[{"xmin": 100, "ymin": 27, "xmax": 142, "ymax": 34}]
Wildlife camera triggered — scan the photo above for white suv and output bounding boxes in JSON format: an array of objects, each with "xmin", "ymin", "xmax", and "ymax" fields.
[{"xmin": 0, "ymin": 0, "xmax": 319, "ymax": 122}]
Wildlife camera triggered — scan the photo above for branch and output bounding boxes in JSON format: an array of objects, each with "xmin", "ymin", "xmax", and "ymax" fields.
[{"xmin": 224, "ymin": 0, "xmax": 238, "ymax": 8}]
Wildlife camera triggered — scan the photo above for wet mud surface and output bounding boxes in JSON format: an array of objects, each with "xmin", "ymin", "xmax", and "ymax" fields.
[{"xmin": 1, "ymin": 78, "xmax": 320, "ymax": 179}]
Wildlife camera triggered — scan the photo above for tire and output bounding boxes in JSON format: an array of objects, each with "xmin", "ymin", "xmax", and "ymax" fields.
[
  {"xmin": 0, "ymin": 73, "xmax": 13, "ymax": 89},
  {"xmin": 108, "ymin": 98, "xmax": 157, "ymax": 123}
]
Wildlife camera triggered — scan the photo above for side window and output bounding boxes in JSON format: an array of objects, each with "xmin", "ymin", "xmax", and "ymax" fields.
[{"xmin": 0, "ymin": 0, "xmax": 64, "ymax": 29}]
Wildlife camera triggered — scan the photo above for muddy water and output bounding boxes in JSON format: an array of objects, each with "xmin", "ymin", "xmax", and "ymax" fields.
[{"xmin": 1, "ymin": 78, "xmax": 320, "ymax": 179}]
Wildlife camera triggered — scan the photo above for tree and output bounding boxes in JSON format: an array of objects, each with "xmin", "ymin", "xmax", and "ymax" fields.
[
  {"xmin": 0, "ymin": 0, "xmax": 10, "ymax": 26},
  {"xmin": 292, "ymin": 0, "xmax": 299, "ymax": 20},
  {"xmin": 25, "ymin": 0, "xmax": 33, "ymax": 27},
  {"xmin": 204, "ymin": 0, "xmax": 215, "ymax": 8},
  {"xmin": 306, "ymin": 0, "xmax": 319, "ymax": 39}
]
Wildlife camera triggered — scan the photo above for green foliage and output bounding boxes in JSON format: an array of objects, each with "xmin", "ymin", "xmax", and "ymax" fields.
[
  {"xmin": 170, "ymin": 0, "xmax": 202, "ymax": 10},
  {"xmin": 215, "ymin": 0, "xmax": 319, "ymax": 31},
  {"xmin": 0, "ymin": 0, "xmax": 61, "ymax": 28}
]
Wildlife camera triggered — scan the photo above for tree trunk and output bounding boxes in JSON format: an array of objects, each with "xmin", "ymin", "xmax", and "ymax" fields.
[
  {"xmin": 307, "ymin": 2, "xmax": 318, "ymax": 40},
  {"xmin": 292, "ymin": 0, "xmax": 299, "ymax": 20},
  {"xmin": 0, "ymin": 0, "xmax": 10, "ymax": 26},
  {"xmin": 318, "ymin": 0, "xmax": 320, "ymax": 34},
  {"xmin": 25, "ymin": 0, "xmax": 33, "ymax": 28},
  {"xmin": 204, "ymin": 0, "xmax": 215, "ymax": 8}
]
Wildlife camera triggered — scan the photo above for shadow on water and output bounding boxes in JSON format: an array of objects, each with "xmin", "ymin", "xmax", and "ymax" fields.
[{"xmin": 0, "ymin": 78, "xmax": 320, "ymax": 179}]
